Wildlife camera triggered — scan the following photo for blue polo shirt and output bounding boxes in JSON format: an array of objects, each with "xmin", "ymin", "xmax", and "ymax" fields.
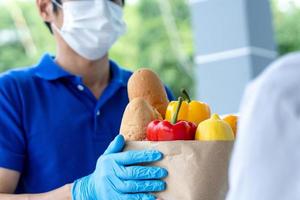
[{"xmin": 0, "ymin": 53, "xmax": 174, "ymax": 193}]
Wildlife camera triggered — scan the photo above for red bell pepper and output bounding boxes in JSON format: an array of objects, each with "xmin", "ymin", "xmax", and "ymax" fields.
[{"xmin": 147, "ymin": 97, "xmax": 197, "ymax": 141}]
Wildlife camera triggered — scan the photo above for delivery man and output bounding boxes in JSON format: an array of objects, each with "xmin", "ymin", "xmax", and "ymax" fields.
[
  {"xmin": 226, "ymin": 53, "xmax": 300, "ymax": 200},
  {"xmin": 0, "ymin": 0, "xmax": 173, "ymax": 199}
]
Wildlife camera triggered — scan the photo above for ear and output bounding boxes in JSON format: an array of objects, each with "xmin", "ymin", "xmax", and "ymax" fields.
[{"xmin": 36, "ymin": 0, "xmax": 54, "ymax": 23}]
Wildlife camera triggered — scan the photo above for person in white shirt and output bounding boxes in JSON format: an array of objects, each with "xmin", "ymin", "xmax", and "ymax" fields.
[{"xmin": 227, "ymin": 53, "xmax": 300, "ymax": 200}]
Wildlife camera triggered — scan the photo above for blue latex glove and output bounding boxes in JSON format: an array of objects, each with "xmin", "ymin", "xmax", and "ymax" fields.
[{"xmin": 72, "ymin": 135, "xmax": 168, "ymax": 200}]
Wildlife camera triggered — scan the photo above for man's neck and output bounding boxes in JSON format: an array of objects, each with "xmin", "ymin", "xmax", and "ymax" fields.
[{"xmin": 55, "ymin": 49, "xmax": 110, "ymax": 99}]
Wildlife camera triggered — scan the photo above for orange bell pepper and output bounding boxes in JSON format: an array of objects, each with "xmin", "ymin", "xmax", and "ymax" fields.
[{"xmin": 223, "ymin": 114, "xmax": 238, "ymax": 137}]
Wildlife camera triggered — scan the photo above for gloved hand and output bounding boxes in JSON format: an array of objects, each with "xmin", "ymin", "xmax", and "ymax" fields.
[{"xmin": 72, "ymin": 135, "xmax": 168, "ymax": 200}]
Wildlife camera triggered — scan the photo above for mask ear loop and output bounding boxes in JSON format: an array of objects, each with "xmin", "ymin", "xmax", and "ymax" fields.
[
  {"xmin": 52, "ymin": 0, "xmax": 63, "ymax": 9},
  {"xmin": 50, "ymin": 0, "xmax": 63, "ymax": 34}
]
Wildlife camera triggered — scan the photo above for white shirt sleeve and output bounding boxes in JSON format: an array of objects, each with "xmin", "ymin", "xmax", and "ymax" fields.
[{"xmin": 226, "ymin": 53, "xmax": 300, "ymax": 200}]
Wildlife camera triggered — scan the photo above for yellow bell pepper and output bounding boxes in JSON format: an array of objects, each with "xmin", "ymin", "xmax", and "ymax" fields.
[
  {"xmin": 195, "ymin": 114, "xmax": 234, "ymax": 141},
  {"xmin": 165, "ymin": 89, "xmax": 211, "ymax": 125}
]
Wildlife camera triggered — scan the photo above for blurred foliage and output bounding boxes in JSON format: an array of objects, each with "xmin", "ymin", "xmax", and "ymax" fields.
[
  {"xmin": 111, "ymin": 0, "xmax": 194, "ymax": 97},
  {"xmin": 0, "ymin": 1, "xmax": 55, "ymax": 70},
  {"xmin": 271, "ymin": 0, "xmax": 300, "ymax": 55},
  {"xmin": 1, "ymin": 0, "xmax": 300, "ymax": 97},
  {"xmin": 0, "ymin": 0, "xmax": 193, "ymax": 97}
]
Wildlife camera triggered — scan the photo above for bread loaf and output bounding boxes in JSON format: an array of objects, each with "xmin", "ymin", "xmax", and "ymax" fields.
[
  {"xmin": 128, "ymin": 69, "xmax": 169, "ymax": 118},
  {"xmin": 120, "ymin": 98, "xmax": 162, "ymax": 141}
]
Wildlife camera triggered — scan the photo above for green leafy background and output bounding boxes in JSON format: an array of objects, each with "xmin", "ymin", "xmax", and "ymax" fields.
[{"xmin": 0, "ymin": 0, "xmax": 299, "ymax": 97}]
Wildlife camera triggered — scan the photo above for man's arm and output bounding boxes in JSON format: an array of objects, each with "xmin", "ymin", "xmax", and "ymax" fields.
[
  {"xmin": 0, "ymin": 135, "xmax": 167, "ymax": 200},
  {"xmin": 0, "ymin": 168, "xmax": 72, "ymax": 200},
  {"xmin": 0, "ymin": 168, "xmax": 20, "ymax": 193}
]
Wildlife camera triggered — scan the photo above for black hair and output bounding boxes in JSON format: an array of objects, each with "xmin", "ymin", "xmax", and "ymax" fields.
[{"xmin": 44, "ymin": 0, "xmax": 125, "ymax": 34}]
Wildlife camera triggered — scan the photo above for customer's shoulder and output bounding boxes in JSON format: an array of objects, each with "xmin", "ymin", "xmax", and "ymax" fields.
[
  {"xmin": 275, "ymin": 52, "xmax": 300, "ymax": 67},
  {"xmin": 264, "ymin": 52, "xmax": 300, "ymax": 77},
  {"xmin": 250, "ymin": 52, "xmax": 300, "ymax": 95}
]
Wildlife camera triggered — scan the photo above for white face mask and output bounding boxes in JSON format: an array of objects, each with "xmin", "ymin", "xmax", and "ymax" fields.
[{"xmin": 52, "ymin": 0, "xmax": 127, "ymax": 61}]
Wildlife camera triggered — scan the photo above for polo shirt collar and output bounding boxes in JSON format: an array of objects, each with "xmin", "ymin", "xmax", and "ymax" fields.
[
  {"xmin": 34, "ymin": 53, "xmax": 127, "ymax": 87},
  {"xmin": 34, "ymin": 54, "xmax": 71, "ymax": 80}
]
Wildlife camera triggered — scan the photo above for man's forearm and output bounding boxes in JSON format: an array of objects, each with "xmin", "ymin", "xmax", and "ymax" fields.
[{"xmin": 0, "ymin": 184, "xmax": 72, "ymax": 200}]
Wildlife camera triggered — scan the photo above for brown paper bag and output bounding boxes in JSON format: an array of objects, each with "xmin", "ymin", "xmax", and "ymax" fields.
[{"xmin": 124, "ymin": 141, "xmax": 233, "ymax": 200}]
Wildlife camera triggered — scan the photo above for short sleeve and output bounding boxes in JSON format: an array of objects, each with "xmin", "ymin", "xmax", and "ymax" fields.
[{"xmin": 0, "ymin": 74, "xmax": 25, "ymax": 172}]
